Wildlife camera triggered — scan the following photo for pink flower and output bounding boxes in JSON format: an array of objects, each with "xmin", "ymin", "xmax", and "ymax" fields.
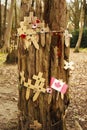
[
  {"xmin": 32, "ymin": 24, "xmax": 37, "ymax": 29},
  {"xmin": 46, "ymin": 88, "xmax": 52, "ymax": 94}
]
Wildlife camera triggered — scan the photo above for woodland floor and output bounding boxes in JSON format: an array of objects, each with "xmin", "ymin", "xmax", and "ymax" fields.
[{"xmin": 0, "ymin": 49, "xmax": 87, "ymax": 130}]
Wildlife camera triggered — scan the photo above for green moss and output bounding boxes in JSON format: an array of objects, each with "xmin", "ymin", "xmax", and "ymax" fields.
[
  {"xmin": 0, "ymin": 53, "xmax": 7, "ymax": 65},
  {"xmin": 79, "ymin": 48, "xmax": 87, "ymax": 52}
]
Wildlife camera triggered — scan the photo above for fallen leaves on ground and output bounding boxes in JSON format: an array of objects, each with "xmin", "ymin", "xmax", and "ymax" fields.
[{"xmin": 66, "ymin": 50, "xmax": 87, "ymax": 130}]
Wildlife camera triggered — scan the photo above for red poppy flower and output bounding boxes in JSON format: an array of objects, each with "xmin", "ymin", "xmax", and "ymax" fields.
[
  {"xmin": 36, "ymin": 19, "xmax": 40, "ymax": 24},
  {"xmin": 20, "ymin": 34, "xmax": 26, "ymax": 39}
]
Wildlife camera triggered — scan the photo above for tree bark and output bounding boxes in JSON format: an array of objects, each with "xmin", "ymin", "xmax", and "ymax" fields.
[
  {"xmin": 18, "ymin": 1, "xmax": 70, "ymax": 130},
  {"xmin": 20, "ymin": 0, "xmax": 30, "ymax": 20},
  {"xmin": 44, "ymin": 0, "xmax": 67, "ymax": 29},
  {"xmin": 35, "ymin": 0, "xmax": 44, "ymax": 20}
]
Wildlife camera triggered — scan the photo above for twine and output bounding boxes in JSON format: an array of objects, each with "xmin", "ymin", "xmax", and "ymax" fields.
[{"xmin": 16, "ymin": 30, "xmax": 64, "ymax": 37}]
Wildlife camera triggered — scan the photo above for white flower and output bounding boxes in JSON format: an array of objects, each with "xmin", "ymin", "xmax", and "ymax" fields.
[{"xmin": 64, "ymin": 60, "xmax": 74, "ymax": 70}]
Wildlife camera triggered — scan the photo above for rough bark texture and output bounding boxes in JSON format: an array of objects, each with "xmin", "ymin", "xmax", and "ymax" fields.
[
  {"xmin": 35, "ymin": 0, "xmax": 43, "ymax": 20},
  {"xmin": 20, "ymin": 0, "xmax": 33, "ymax": 21},
  {"xmin": 18, "ymin": 0, "xmax": 70, "ymax": 130},
  {"xmin": 44, "ymin": 0, "xmax": 67, "ymax": 30}
]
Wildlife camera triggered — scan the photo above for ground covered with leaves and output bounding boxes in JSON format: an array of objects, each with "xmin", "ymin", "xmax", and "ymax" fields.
[
  {"xmin": 66, "ymin": 49, "xmax": 87, "ymax": 130},
  {"xmin": 0, "ymin": 49, "xmax": 87, "ymax": 130}
]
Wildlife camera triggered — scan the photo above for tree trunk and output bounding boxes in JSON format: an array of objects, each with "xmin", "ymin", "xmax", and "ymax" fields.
[
  {"xmin": 74, "ymin": 0, "xmax": 80, "ymax": 30},
  {"xmin": 3, "ymin": 0, "xmax": 15, "ymax": 51},
  {"xmin": 44, "ymin": 0, "xmax": 67, "ymax": 29},
  {"xmin": 20, "ymin": 0, "xmax": 30, "ymax": 20},
  {"xmin": 0, "ymin": 0, "xmax": 2, "ymax": 48},
  {"xmin": 3, "ymin": 0, "xmax": 8, "ymax": 38},
  {"xmin": 14, "ymin": 0, "xmax": 17, "ymax": 45},
  {"xmin": 18, "ymin": 1, "xmax": 70, "ymax": 130},
  {"xmin": 44, "ymin": 0, "xmax": 69, "ymax": 129},
  {"xmin": 35, "ymin": 0, "xmax": 44, "ymax": 20},
  {"xmin": 84, "ymin": 0, "xmax": 87, "ymax": 26},
  {"xmin": 0, "ymin": 0, "xmax": 8, "ymax": 49},
  {"xmin": 74, "ymin": 2, "xmax": 84, "ymax": 52}
]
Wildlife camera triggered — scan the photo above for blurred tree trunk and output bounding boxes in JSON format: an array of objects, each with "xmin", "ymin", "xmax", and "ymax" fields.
[
  {"xmin": 3, "ymin": 0, "xmax": 8, "ymax": 38},
  {"xmin": 74, "ymin": 1, "xmax": 85, "ymax": 52},
  {"xmin": 0, "ymin": 0, "xmax": 2, "ymax": 48},
  {"xmin": 0, "ymin": 0, "xmax": 8, "ymax": 48},
  {"xmin": 2, "ymin": 0, "xmax": 17, "ymax": 64},
  {"xmin": 74, "ymin": 0, "xmax": 81, "ymax": 29},
  {"xmin": 3, "ymin": 0, "xmax": 15, "ymax": 51},
  {"xmin": 83, "ymin": 0, "xmax": 87, "ymax": 27},
  {"xmin": 67, "ymin": 0, "xmax": 81, "ymax": 30},
  {"xmin": 14, "ymin": 0, "xmax": 17, "ymax": 45}
]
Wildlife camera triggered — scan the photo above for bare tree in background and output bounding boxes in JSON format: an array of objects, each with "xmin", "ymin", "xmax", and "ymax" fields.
[
  {"xmin": 72, "ymin": 0, "xmax": 81, "ymax": 29},
  {"xmin": 67, "ymin": 0, "xmax": 81, "ymax": 30},
  {"xmin": 74, "ymin": 0, "xmax": 85, "ymax": 52},
  {"xmin": 14, "ymin": 0, "xmax": 17, "ymax": 45},
  {"xmin": 67, "ymin": 0, "xmax": 85, "ymax": 52},
  {"xmin": 3, "ymin": 0, "xmax": 15, "ymax": 51},
  {"xmin": 0, "ymin": 0, "xmax": 2, "ymax": 48},
  {"xmin": 84, "ymin": 0, "xmax": 87, "ymax": 26},
  {"xmin": 3, "ymin": 0, "xmax": 8, "ymax": 38}
]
